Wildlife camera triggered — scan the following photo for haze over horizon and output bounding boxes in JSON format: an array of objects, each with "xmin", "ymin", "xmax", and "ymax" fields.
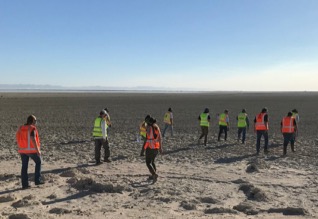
[{"xmin": 1, "ymin": 1, "xmax": 318, "ymax": 91}]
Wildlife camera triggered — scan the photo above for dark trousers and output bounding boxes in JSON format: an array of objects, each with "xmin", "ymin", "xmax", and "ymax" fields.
[
  {"xmin": 256, "ymin": 130, "xmax": 268, "ymax": 153},
  {"xmin": 238, "ymin": 127, "xmax": 246, "ymax": 143},
  {"xmin": 20, "ymin": 153, "xmax": 42, "ymax": 187},
  {"xmin": 218, "ymin": 125, "xmax": 228, "ymax": 141},
  {"xmin": 145, "ymin": 148, "xmax": 159, "ymax": 175},
  {"xmin": 199, "ymin": 126, "xmax": 209, "ymax": 145},
  {"xmin": 283, "ymin": 133, "xmax": 295, "ymax": 154},
  {"xmin": 162, "ymin": 124, "xmax": 173, "ymax": 137},
  {"xmin": 95, "ymin": 138, "xmax": 110, "ymax": 162}
]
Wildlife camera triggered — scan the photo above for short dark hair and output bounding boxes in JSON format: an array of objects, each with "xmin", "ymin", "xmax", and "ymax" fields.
[{"xmin": 26, "ymin": 115, "xmax": 36, "ymax": 125}]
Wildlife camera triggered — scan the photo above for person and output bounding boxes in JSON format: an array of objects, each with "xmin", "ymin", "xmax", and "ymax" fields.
[
  {"xmin": 93, "ymin": 110, "xmax": 111, "ymax": 165},
  {"xmin": 237, "ymin": 109, "xmax": 249, "ymax": 144},
  {"xmin": 16, "ymin": 115, "xmax": 44, "ymax": 189},
  {"xmin": 291, "ymin": 109, "xmax": 300, "ymax": 123},
  {"xmin": 218, "ymin": 109, "xmax": 230, "ymax": 141},
  {"xmin": 139, "ymin": 115, "xmax": 151, "ymax": 156},
  {"xmin": 254, "ymin": 107, "xmax": 269, "ymax": 155},
  {"xmin": 281, "ymin": 112, "xmax": 297, "ymax": 155},
  {"xmin": 162, "ymin": 107, "xmax": 173, "ymax": 137},
  {"xmin": 198, "ymin": 108, "xmax": 211, "ymax": 146},
  {"xmin": 142, "ymin": 117, "xmax": 163, "ymax": 183}
]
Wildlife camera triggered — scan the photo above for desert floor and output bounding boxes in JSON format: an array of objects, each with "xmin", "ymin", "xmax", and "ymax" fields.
[{"xmin": 0, "ymin": 92, "xmax": 317, "ymax": 219}]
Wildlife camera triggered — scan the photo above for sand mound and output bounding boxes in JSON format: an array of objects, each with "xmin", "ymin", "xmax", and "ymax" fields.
[
  {"xmin": 0, "ymin": 195, "xmax": 16, "ymax": 203},
  {"xmin": 204, "ymin": 207, "xmax": 238, "ymax": 214},
  {"xmin": 239, "ymin": 183, "xmax": 267, "ymax": 201},
  {"xmin": 49, "ymin": 207, "xmax": 72, "ymax": 214},
  {"xmin": 180, "ymin": 200, "xmax": 197, "ymax": 210},
  {"xmin": 268, "ymin": 207, "xmax": 308, "ymax": 215},
  {"xmin": 69, "ymin": 177, "xmax": 125, "ymax": 193},
  {"xmin": 8, "ymin": 214, "xmax": 30, "ymax": 219},
  {"xmin": 233, "ymin": 202, "xmax": 259, "ymax": 215}
]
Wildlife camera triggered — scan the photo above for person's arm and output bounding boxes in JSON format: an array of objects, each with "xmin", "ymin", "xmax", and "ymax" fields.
[
  {"xmin": 280, "ymin": 120, "xmax": 283, "ymax": 133},
  {"xmin": 101, "ymin": 120, "xmax": 107, "ymax": 140},
  {"xmin": 31, "ymin": 130, "xmax": 41, "ymax": 156},
  {"xmin": 170, "ymin": 113, "xmax": 173, "ymax": 125},
  {"xmin": 246, "ymin": 116, "xmax": 250, "ymax": 130},
  {"xmin": 253, "ymin": 117, "xmax": 257, "ymax": 132},
  {"xmin": 264, "ymin": 115, "xmax": 269, "ymax": 130},
  {"xmin": 156, "ymin": 125, "xmax": 163, "ymax": 153}
]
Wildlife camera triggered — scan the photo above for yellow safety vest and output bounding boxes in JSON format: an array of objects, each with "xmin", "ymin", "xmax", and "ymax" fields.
[
  {"xmin": 200, "ymin": 113, "xmax": 209, "ymax": 127},
  {"xmin": 219, "ymin": 113, "xmax": 228, "ymax": 126},
  {"xmin": 163, "ymin": 112, "xmax": 171, "ymax": 124},
  {"xmin": 237, "ymin": 113, "xmax": 247, "ymax": 128}
]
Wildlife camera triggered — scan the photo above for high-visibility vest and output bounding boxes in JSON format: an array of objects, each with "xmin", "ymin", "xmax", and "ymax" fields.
[
  {"xmin": 16, "ymin": 125, "xmax": 40, "ymax": 154},
  {"xmin": 200, "ymin": 113, "xmax": 209, "ymax": 127},
  {"xmin": 92, "ymin": 117, "xmax": 107, "ymax": 137},
  {"xmin": 282, "ymin": 117, "xmax": 295, "ymax": 133},
  {"xmin": 164, "ymin": 112, "xmax": 171, "ymax": 124},
  {"xmin": 140, "ymin": 122, "xmax": 147, "ymax": 138},
  {"xmin": 255, "ymin": 113, "xmax": 268, "ymax": 130},
  {"xmin": 144, "ymin": 126, "xmax": 160, "ymax": 149},
  {"xmin": 219, "ymin": 113, "xmax": 228, "ymax": 126},
  {"xmin": 237, "ymin": 113, "xmax": 247, "ymax": 128}
]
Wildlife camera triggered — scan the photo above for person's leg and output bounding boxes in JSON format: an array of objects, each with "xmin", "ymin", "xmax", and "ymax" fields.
[
  {"xmin": 29, "ymin": 154, "xmax": 42, "ymax": 184},
  {"xmin": 224, "ymin": 126, "xmax": 228, "ymax": 141},
  {"xmin": 283, "ymin": 133, "xmax": 289, "ymax": 155},
  {"xmin": 20, "ymin": 154, "xmax": 29, "ymax": 188},
  {"xmin": 264, "ymin": 131, "xmax": 269, "ymax": 153},
  {"xmin": 291, "ymin": 133, "xmax": 296, "ymax": 152},
  {"xmin": 162, "ymin": 124, "xmax": 168, "ymax": 137},
  {"xmin": 218, "ymin": 126, "xmax": 222, "ymax": 141},
  {"xmin": 242, "ymin": 127, "xmax": 246, "ymax": 144},
  {"xmin": 256, "ymin": 131, "xmax": 261, "ymax": 154},
  {"xmin": 151, "ymin": 149, "xmax": 159, "ymax": 173},
  {"xmin": 145, "ymin": 149, "xmax": 156, "ymax": 175},
  {"xmin": 170, "ymin": 124, "xmax": 174, "ymax": 136},
  {"xmin": 95, "ymin": 139, "xmax": 102, "ymax": 164},
  {"xmin": 238, "ymin": 128, "xmax": 242, "ymax": 141},
  {"xmin": 103, "ymin": 138, "xmax": 110, "ymax": 162},
  {"xmin": 199, "ymin": 126, "xmax": 205, "ymax": 140},
  {"xmin": 204, "ymin": 127, "xmax": 208, "ymax": 146}
]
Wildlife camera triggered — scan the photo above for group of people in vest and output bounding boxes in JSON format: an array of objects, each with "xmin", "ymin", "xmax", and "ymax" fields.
[
  {"xmin": 198, "ymin": 107, "xmax": 299, "ymax": 155},
  {"xmin": 15, "ymin": 106, "xmax": 299, "ymax": 189}
]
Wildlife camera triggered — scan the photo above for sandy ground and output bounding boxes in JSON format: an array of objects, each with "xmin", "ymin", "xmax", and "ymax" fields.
[{"xmin": 0, "ymin": 92, "xmax": 317, "ymax": 219}]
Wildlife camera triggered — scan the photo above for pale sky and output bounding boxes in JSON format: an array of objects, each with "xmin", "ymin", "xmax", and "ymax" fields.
[{"xmin": 1, "ymin": 0, "xmax": 317, "ymax": 91}]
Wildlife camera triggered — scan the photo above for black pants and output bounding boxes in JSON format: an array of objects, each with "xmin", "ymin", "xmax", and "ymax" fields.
[
  {"xmin": 145, "ymin": 148, "xmax": 159, "ymax": 175},
  {"xmin": 20, "ymin": 153, "xmax": 42, "ymax": 187},
  {"xmin": 256, "ymin": 130, "xmax": 268, "ymax": 153},
  {"xmin": 283, "ymin": 133, "xmax": 295, "ymax": 154},
  {"xmin": 199, "ymin": 126, "xmax": 209, "ymax": 145},
  {"xmin": 95, "ymin": 138, "xmax": 110, "ymax": 162},
  {"xmin": 238, "ymin": 127, "xmax": 246, "ymax": 143},
  {"xmin": 218, "ymin": 125, "xmax": 228, "ymax": 141}
]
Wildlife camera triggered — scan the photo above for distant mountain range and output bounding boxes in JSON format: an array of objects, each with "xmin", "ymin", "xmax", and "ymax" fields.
[{"xmin": 0, "ymin": 84, "xmax": 189, "ymax": 91}]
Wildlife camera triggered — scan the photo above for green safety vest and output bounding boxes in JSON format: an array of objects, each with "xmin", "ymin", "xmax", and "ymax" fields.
[
  {"xmin": 237, "ymin": 113, "xmax": 247, "ymax": 128},
  {"xmin": 200, "ymin": 113, "xmax": 209, "ymax": 127},
  {"xmin": 219, "ymin": 113, "xmax": 228, "ymax": 126},
  {"xmin": 164, "ymin": 112, "xmax": 171, "ymax": 124},
  {"xmin": 92, "ymin": 117, "xmax": 107, "ymax": 137}
]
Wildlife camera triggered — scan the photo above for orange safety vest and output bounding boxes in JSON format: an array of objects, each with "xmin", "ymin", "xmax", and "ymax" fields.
[
  {"xmin": 282, "ymin": 117, "xmax": 295, "ymax": 133},
  {"xmin": 16, "ymin": 125, "xmax": 40, "ymax": 154},
  {"xmin": 255, "ymin": 113, "xmax": 268, "ymax": 131},
  {"xmin": 144, "ymin": 126, "xmax": 160, "ymax": 150}
]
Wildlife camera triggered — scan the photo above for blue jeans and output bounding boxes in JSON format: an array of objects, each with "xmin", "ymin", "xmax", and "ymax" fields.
[
  {"xmin": 162, "ymin": 124, "xmax": 173, "ymax": 137},
  {"xmin": 20, "ymin": 153, "xmax": 42, "ymax": 187},
  {"xmin": 238, "ymin": 127, "xmax": 246, "ymax": 143}
]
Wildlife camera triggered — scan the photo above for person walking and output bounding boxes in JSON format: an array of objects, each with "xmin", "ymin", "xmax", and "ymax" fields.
[
  {"xmin": 218, "ymin": 109, "xmax": 230, "ymax": 141},
  {"xmin": 162, "ymin": 107, "xmax": 173, "ymax": 137},
  {"xmin": 93, "ymin": 110, "xmax": 111, "ymax": 165},
  {"xmin": 254, "ymin": 107, "xmax": 269, "ymax": 155},
  {"xmin": 16, "ymin": 115, "xmax": 44, "ymax": 189},
  {"xmin": 237, "ymin": 109, "xmax": 249, "ymax": 144},
  {"xmin": 142, "ymin": 117, "xmax": 163, "ymax": 183},
  {"xmin": 281, "ymin": 112, "xmax": 297, "ymax": 155},
  {"xmin": 198, "ymin": 108, "xmax": 211, "ymax": 146}
]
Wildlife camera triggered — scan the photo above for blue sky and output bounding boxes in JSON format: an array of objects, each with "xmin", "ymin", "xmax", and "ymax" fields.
[{"xmin": 1, "ymin": 0, "xmax": 317, "ymax": 91}]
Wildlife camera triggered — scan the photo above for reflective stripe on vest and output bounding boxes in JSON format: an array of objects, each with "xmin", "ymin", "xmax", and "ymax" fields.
[
  {"xmin": 17, "ymin": 125, "xmax": 40, "ymax": 154},
  {"xmin": 237, "ymin": 113, "xmax": 247, "ymax": 128},
  {"xmin": 164, "ymin": 112, "xmax": 171, "ymax": 124},
  {"xmin": 282, "ymin": 117, "xmax": 295, "ymax": 133},
  {"xmin": 200, "ymin": 113, "xmax": 209, "ymax": 127},
  {"xmin": 144, "ymin": 126, "xmax": 160, "ymax": 149},
  {"xmin": 219, "ymin": 113, "xmax": 228, "ymax": 126},
  {"xmin": 255, "ymin": 113, "xmax": 268, "ymax": 130},
  {"xmin": 92, "ymin": 117, "xmax": 107, "ymax": 137}
]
